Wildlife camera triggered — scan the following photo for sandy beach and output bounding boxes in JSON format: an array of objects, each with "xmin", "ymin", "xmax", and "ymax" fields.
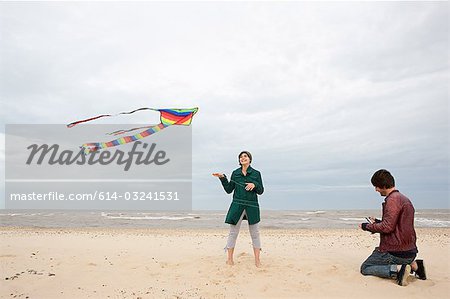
[{"xmin": 1, "ymin": 227, "xmax": 449, "ymax": 298}]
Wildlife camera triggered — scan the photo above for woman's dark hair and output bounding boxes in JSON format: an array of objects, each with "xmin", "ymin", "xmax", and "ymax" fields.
[
  {"xmin": 371, "ymin": 169, "xmax": 395, "ymax": 189},
  {"xmin": 238, "ymin": 151, "xmax": 252, "ymax": 165}
]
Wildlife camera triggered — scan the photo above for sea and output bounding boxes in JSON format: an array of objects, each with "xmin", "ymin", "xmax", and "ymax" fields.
[{"xmin": 0, "ymin": 209, "xmax": 449, "ymax": 229}]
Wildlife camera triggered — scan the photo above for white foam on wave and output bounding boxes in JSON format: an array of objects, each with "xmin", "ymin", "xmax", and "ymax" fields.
[
  {"xmin": 101, "ymin": 212, "xmax": 196, "ymax": 221},
  {"xmin": 415, "ymin": 218, "xmax": 450, "ymax": 227},
  {"xmin": 1, "ymin": 213, "xmax": 40, "ymax": 217},
  {"xmin": 306, "ymin": 211, "xmax": 326, "ymax": 215},
  {"xmin": 339, "ymin": 217, "xmax": 366, "ymax": 222}
]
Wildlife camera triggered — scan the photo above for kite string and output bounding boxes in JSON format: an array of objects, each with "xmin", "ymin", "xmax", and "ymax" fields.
[{"xmin": 106, "ymin": 125, "xmax": 153, "ymax": 136}]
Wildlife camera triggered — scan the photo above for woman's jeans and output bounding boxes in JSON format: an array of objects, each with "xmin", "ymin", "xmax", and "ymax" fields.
[
  {"xmin": 361, "ymin": 248, "xmax": 416, "ymax": 278},
  {"xmin": 226, "ymin": 210, "xmax": 261, "ymax": 249}
]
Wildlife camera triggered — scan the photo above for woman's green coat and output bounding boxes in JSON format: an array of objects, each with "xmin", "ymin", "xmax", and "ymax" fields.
[{"xmin": 220, "ymin": 166, "xmax": 264, "ymax": 225}]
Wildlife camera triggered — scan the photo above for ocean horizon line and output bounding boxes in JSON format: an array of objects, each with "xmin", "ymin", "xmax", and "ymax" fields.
[{"xmin": 1, "ymin": 209, "xmax": 449, "ymax": 229}]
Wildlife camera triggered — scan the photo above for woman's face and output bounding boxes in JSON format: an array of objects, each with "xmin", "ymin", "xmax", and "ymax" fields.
[{"xmin": 239, "ymin": 153, "xmax": 251, "ymax": 166}]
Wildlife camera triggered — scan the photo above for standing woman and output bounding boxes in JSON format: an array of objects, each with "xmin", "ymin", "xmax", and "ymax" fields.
[{"xmin": 212, "ymin": 151, "xmax": 264, "ymax": 267}]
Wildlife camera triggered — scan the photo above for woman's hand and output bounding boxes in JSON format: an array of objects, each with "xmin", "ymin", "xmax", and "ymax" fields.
[
  {"xmin": 245, "ymin": 183, "xmax": 255, "ymax": 191},
  {"xmin": 212, "ymin": 173, "xmax": 225, "ymax": 178}
]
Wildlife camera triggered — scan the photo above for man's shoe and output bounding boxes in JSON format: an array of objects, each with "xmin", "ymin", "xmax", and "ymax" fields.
[
  {"xmin": 414, "ymin": 259, "xmax": 427, "ymax": 280},
  {"xmin": 397, "ymin": 264, "xmax": 411, "ymax": 286}
]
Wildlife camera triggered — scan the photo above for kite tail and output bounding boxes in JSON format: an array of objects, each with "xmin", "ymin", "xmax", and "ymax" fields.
[
  {"xmin": 67, "ymin": 114, "xmax": 112, "ymax": 128},
  {"xmin": 80, "ymin": 123, "xmax": 169, "ymax": 154},
  {"xmin": 66, "ymin": 108, "xmax": 159, "ymax": 128}
]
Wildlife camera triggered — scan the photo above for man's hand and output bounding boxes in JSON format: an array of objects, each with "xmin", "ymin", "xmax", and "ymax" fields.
[
  {"xmin": 212, "ymin": 173, "xmax": 225, "ymax": 178},
  {"xmin": 359, "ymin": 222, "xmax": 369, "ymax": 231}
]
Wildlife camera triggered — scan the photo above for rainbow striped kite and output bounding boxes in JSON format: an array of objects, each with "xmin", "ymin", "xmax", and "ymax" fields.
[{"xmin": 67, "ymin": 107, "xmax": 198, "ymax": 154}]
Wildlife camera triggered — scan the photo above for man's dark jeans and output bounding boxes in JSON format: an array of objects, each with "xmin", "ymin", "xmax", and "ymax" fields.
[{"xmin": 361, "ymin": 248, "xmax": 416, "ymax": 278}]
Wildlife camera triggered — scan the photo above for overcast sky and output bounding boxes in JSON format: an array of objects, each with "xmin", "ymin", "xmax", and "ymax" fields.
[{"xmin": 0, "ymin": 2, "xmax": 448, "ymax": 210}]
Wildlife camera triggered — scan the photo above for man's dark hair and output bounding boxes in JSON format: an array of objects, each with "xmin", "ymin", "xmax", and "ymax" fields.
[{"xmin": 371, "ymin": 169, "xmax": 395, "ymax": 189}]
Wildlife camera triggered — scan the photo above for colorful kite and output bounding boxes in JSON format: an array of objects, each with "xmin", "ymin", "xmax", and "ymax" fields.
[{"xmin": 67, "ymin": 107, "xmax": 198, "ymax": 154}]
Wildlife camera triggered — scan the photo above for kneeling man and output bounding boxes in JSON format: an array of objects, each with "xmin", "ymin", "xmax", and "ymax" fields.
[{"xmin": 359, "ymin": 169, "xmax": 426, "ymax": 286}]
